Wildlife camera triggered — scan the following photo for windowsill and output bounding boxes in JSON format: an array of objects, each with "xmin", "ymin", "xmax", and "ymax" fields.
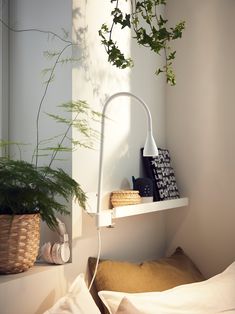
[{"xmin": 0, "ymin": 261, "xmax": 70, "ymax": 284}]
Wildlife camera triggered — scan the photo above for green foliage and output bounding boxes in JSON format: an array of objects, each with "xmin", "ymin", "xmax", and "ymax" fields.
[
  {"xmin": 0, "ymin": 158, "xmax": 86, "ymax": 229},
  {"xmin": 0, "ymin": 140, "xmax": 28, "ymax": 159},
  {"xmin": 99, "ymin": 24, "xmax": 134, "ymax": 69},
  {"xmin": 0, "ymin": 101, "xmax": 101, "ymax": 229},
  {"xmin": 39, "ymin": 100, "xmax": 101, "ymax": 166},
  {"xmin": 99, "ymin": 0, "xmax": 185, "ymax": 85}
]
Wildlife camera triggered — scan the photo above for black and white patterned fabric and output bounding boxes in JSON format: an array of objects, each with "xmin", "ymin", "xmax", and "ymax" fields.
[{"xmin": 142, "ymin": 148, "xmax": 180, "ymax": 201}]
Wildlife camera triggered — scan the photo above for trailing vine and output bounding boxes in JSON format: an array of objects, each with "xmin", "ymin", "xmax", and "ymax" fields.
[{"xmin": 99, "ymin": 0, "xmax": 185, "ymax": 85}]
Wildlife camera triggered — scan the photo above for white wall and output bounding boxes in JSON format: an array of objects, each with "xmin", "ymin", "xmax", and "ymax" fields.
[
  {"xmin": 72, "ymin": 0, "xmax": 167, "ymax": 272},
  {"xmin": 165, "ymin": 0, "xmax": 235, "ymax": 278},
  {"xmin": 0, "ymin": 1, "xmax": 167, "ymax": 313}
]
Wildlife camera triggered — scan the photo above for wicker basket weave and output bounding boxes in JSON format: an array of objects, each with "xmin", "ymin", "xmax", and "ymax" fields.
[
  {"xmin": 0, "ymin": 214, "xmax": 40, "ymax": 274},
  {"xmin": 111, "ymin": 190, "xmax": 141, "ymax": 207}
]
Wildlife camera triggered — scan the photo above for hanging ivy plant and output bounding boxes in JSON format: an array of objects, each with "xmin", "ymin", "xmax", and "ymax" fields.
[{"xmin": 99, "ymin": 0, "xmax": 185, "ymax": 85}]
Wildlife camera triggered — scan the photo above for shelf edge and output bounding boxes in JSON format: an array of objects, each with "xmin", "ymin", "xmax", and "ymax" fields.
[{"xmin": 112, "ymin": 197, "xmax": 189, "ymax": 219}]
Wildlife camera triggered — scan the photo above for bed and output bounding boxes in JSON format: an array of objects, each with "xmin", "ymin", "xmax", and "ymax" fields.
[{"xmin": 44, "ymin": 247, "xmax": 235, "ymax": 314}]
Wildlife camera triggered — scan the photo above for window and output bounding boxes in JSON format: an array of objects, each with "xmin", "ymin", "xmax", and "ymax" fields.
[{"xmin": 0, "ymin": 0, "xmax": 9, "ymax": 156}]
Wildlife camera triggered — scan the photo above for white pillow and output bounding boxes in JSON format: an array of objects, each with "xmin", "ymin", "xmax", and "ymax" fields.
[
  {"xmin": 116, "ymin": 297, "xmax": 144, "ymax": 314},
  {"xmin": 99, "ymin": 262, "xmax": 235, "ymax": 314},
  {"xmin": 44, "ymin": 273, "xmax": 100, "ymax": 314}
]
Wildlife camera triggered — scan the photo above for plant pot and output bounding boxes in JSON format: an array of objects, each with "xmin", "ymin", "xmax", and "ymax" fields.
[{"xmin": 0, "ymin": 214, "xmax": 40, "ymax": 274}]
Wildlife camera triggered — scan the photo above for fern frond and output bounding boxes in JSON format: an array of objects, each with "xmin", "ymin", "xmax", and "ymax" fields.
[
  {"xmin": 59, "ymin": 57, "xmax": 81, "ymax": 64},
  {"xmin": 43, "ymin": 74, "xmax": 55, "ymax": 84},
  {"xmin": 46, "ymin": 113, "xmax": 70, "ymax": 124},
  {"xmin": 41, "ymin": 67, "xmax": 53, "ymax": 77},
  {"xmin": 0, "ymin": 158, "xmax": 86, "ymax": 229},
  {"xmin": 43, "ymin": 50, "xmax": 61, "ymax": 59}
]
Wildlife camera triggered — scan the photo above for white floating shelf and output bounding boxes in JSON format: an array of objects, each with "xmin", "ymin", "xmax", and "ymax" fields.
[
  {"xmin": 86, "ymin": 193, "xmax": 189, "ymax": 227},
  {"xmin": 112, "ymin": 197, "xmax": 189, "ymax": 219}
]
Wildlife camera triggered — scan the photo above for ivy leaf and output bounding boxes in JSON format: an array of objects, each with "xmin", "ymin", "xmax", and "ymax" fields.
[
  {"xmin": 121, "ymin": 14, "xmax": 131, "ymax": 29},
  {"xmin": 168, "ymin": 50, "xmax": 176, "ymax": 61},
  {"xmin": 158, "ymin": 15, "xmax": 168, "ymax": 27},
  {"xmin": 171, "ymin": 21, "xmax": 186, "ymax": 39}
]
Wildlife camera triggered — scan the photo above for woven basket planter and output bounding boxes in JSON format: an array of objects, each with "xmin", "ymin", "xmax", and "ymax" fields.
[{"xmin": 0, "ymin": 214, "xmax": 40, "ymax": 274}]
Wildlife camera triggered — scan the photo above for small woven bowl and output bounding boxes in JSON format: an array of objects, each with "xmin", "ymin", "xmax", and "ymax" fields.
[{"xmin": 111, "ymin": 190, "xmax": 141, "ymax": 207}]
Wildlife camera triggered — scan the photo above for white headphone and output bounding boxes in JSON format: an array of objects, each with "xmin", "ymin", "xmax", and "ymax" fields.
[{"xmin": 40, "ymin": 218, "xmax": 70, "ymax": 265}]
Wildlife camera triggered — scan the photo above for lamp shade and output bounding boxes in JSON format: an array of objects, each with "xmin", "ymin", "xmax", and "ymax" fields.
[{"xmin": 143, "ymin": 132, "xmax": 159, "ymax": 157}]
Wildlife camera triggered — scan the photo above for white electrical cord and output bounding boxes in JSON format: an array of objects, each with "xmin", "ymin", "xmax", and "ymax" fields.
[{"xmin": 88, "ymin": 229, "xmax": 101, "ymax": 291}]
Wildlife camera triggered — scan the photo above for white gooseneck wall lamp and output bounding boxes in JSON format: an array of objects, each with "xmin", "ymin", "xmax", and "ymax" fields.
[{"xmin": 96, "ymin": 92, "xmax": 159, "ymax": 228}]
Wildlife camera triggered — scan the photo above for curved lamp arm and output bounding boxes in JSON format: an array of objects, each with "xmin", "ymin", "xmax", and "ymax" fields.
[{"xmin": 97, "ymin": 92, "xmax": 158, "ymax": 228}]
